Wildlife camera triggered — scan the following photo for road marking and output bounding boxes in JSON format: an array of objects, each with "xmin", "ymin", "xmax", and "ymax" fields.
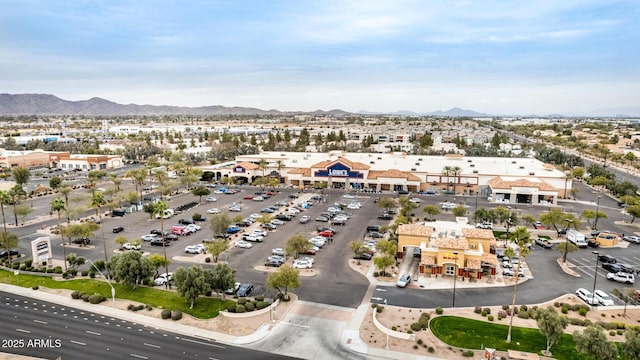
[
  {"xmin": 375, "ymin": 288, "xmax": 387, "ymax": 292},
  {"xmin": 33, "ymin": 320, "xmax": 48, "ymax": 325},
  {"xmin": 16, "ymin": 328, "xmax": 31, "ymax": 334},
  {"xmin": 86, "ymin": 330, "xmax": 101, "ymax": 336},
  {"xmin": 179, "ymin": 337, "xmax": 225, "ymax": 348},
  {"xmin": 130, "ymin": 354, "xmax": 148, "ymax": 359},
  {"xmin": 281, "ymin": 321, "xmax": 310, "ymax": 329},
  {"xmin": 143, "ymin": 343, "xmax": 160, "ymax": 348},
  {"xmin": 209, "ymin": 357, "xmax": 220, "ymax": 360},
  {"xmin": 371, "ymin": 296, "xmax": 383, "ymax": 301},
  {"xmin": 70, "ymin": 340, "xmax": 86, "ymax": 346}
]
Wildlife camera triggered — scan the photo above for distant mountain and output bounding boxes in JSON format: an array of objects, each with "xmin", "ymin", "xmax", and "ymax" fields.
[
  {"xmin": 0, "ymin": 93, "xmax": 351, "ymax": 116},
  {"xmin": 358, "ymin": 107, "xmax": 490, "ymax": 117}
]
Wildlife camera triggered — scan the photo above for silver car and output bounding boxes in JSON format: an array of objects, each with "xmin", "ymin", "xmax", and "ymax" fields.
[{"xmin": 396, "ymin": 274, "xmax": 412, "ymax": 288}]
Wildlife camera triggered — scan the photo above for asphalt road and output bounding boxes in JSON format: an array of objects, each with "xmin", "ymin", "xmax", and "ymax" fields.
[{"xmin": 0, "ymin": 291, "xmax": 296, "ymax": 360}]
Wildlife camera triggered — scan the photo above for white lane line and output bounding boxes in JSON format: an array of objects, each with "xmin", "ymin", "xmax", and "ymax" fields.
[
  {"xmin": 143, "ymin": 343, "xmax": 160, "ymax": 348},
  {"xmin": 209, "ymin": 357, "xmax": 220, "ymax": 360},
  {"xmin": 130, "ymin": 354, "xmax": 148, "ymax": 359},
  {"xmin": 179, "ymin": 337, "xmax": 225, "ymax": 349},
  {"xmin": 70, "ymin": 340, "xmax": 86, "ymax": 346},
  {"xmin": 33, "ymin": 320, "xmax": 48, "ymax": 325},
  {"xmin": 16, "ymin": 328, "xmax": 31, "ymax": 334},
  {"xmin": 281, "ymin": 321, "xmax": 310, "ymax": 329},
  {"xmin": 86, "ymin": 330, "xmax": 102, "ymax": 336}
]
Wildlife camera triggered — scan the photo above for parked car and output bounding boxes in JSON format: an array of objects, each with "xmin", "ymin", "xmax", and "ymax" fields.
[
  {"xmin": 112, "ymin": 226, "xmax": 124, "ymax": 233},
  {"xmin": 272, "ymin": 248, "xmax": 285, "ymax": 256},
  {"xmin": 121, "ymin": 242, "xmax": 141, "ymax": 251},
  {"xmin": 251, "ymin": 229, "xmax": 268, "ymax": 237},
  {"xmin": 225, "ymin": 282, "xmax": 241, "ymax": 295},
  {"xmin": 206, "ymin": 197, "xmax": 217, "ymax": 202},
  {"xmin": 185, "ymin": 245, "xmax": 206, "ymax": 254},
  {"xmin": 0, "ymin": 249, "xmax": 19, "ymax": 258},
  {"xmin": 292, "ymin": 258, "xmax": 313, "ymax": 269},
  {"xmin": 150, "ymin": 238, "xmax": 171, "ymax": 246},
  {"xmin": 242, "ymin": 234, "xmax": 264, "ymax": 242},
  {"xmin": 623, "ymin": 235, "xmax": 640, "ymax": 244},
  {"xmin": 141, "ymin": 234, "xmax": 161, "ymax": 242},
  {"xmin": 617, "ymin": 263, "xmax": 636, "ymax": 274},
  {"xmin": 354, "ymin": 252, "xmax": 373, "ymax": 260},
  {"xmin": 275, "ymin": 214, "xmax": 292, "ymax": 221},
  {"xmin": 598, "ymin": 254, "xmax": 617, "ymax": 264},
  {"xmin": 378, "ymin": 213, "xmax": 393, "ymax": 220},
  {"xmin": 315, "ymin": 215, "xmax": 329, "ymax": 222},
  {"xmin": 154, "ymin": 272, "xmax": 173, "ymax": 286},
  {"xmin": 73, "ymin": 237, "xmax": 91, "ymax": 245},
  {"xmin": 593, "ymin": 290, "xmax": 615, "ymax": 306},
  {"xmin": 207, "ymin": 208, "xmax": 220, "ymax": 214},
  {"xmin": 368, "ymin": 231, "xmax": 384, "ymax": 239},
  {"xmin": 270, "ymin": 219, "xmax": 285, "ymax": 226},
  {"xmin": 299, "ymin": 215, "xmax": 311, "ymax": 224},
  {"xmin": 602, "ymin": 263, "xmax": 622, "ymax": 273},
  {"xmin": 265, "ymin": 259, "xmax": 283, "ymax": 267},
  {"xmin": 396, "ymin": 274, "xmax": 412, "ymax": 288},
  {"xmin": 236, "ymin": 283, "xmax": 254, "ymax": 297},
  {"xmin": 260, "ymin": 207, "xmax": 275, "ymax": 213},
  {"xmin": 261, "ymin": 223, "xmax": 277, "ymax": 230},
  {"xmin": 587, "ymin": 239, "xmax": 600, "ymax": 248},
  {"xmin": 235, "ymin": 240, "xmax": 253, "ymax": 249},
  {"xmin": 288, "ymin": 194, "xmax": 299, "ymax": 199},
  {"xmin": 503, "ymin": 268, "xmax": 525, "ymax": 277},
  {"xmin": 534, "ymin": 238, "xmax": 553, "ymax": 248},
  {"xmin": 475, "ymin": 222, "xmax": 493, "ymax": 230},
  {"xmin": 576, "ymin": 288, "xmax": 596, "ymax": 305},
  {"xmin": 606, "ymin": 271, "xmax": 635, "ymax": 284},
  {"xmin": 178, "ymin": 218, "xmax": 195, "ymax": 225},
  {"xmin": 226, "ymin": 226, "xmax": 241, "ymax": 234}
]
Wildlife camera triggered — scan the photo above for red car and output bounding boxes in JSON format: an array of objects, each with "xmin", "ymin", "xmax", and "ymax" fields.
[
  {"xmin": 243, "ymin": 195, "xmax": 253, "ymax": 200},
  {"xmin": 318, "ymin": 230, "xmax": 334, "ymax": 237},
  {"xmin": 303, "ymin": 249, "xmax": 317, "ymax": 255}
]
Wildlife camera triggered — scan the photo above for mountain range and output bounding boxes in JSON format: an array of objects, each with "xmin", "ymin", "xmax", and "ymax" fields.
[{"xmin": 1, "ymin": 93, "xmax": 639, "ymax": 117}]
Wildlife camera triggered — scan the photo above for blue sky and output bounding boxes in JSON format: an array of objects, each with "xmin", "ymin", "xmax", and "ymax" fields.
[{"xmin": 1, "ymin": 0, "xmax": 639, "ymax": 115}]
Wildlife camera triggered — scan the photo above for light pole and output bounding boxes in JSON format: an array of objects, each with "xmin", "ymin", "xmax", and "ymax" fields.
[
  {"xmin": 594, "ymin": 196, "xmax": 602, "ymax": 230},
  {"xmin": 452, "ymin": 252, "xmax": 459, "ymax": 310},
  {"xmin": 87, "ymin": 259, "xmax": 115, "ymax": 303},
  {"xmin": 591, "ymin": 251, "xmax": 599, "ymax": 306},
  {"xmin": 563, "ymin": 219, "xmax": 573, "ymax": 263}
]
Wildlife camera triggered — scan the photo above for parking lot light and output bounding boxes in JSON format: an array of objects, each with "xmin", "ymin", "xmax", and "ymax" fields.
[
  {"xmin": 87, "ymin": 259, "xmax": 115, "ymax": 304},
  {"xmin": 592, "ymin": 251, "xmax": 599, "ymax": 306},
  {"xmin": 563, "ymin": 219, "xmax": 573, "ymax": 263}
]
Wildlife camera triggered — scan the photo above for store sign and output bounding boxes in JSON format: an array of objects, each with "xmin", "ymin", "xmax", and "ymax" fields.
[
  {"xmin": 442, "ymin": 252, "xmax": 459, "ymax": 261},
  {"xmin": 314, "ymin": 162, "xmax": 363, "ymax": 179},
  {"xmin": 233, "ymin": 166, "xmax": 246, "ymax": 173}
]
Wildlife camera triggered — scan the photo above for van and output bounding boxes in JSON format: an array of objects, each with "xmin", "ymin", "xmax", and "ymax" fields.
[
  {"xmin": 566, "ymin": 229, "xmax": 588, "ymax": 248},
  {"xmin": 366, "ymin": 225, "xmax": 381, "ymax": 233},
  {"xmin": 112, "ymin": 209, "xmax": 126, "ymax": 217},
  {"xmin": 171, "ymin": 225, "xmax": 188, "ymax": 235}
]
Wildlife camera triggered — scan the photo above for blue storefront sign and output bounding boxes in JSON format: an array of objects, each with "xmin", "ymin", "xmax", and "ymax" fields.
[
  {"xmin": 233, "ymin": 166, "xmax": 246, "ymax": 173},
  {"xmin": 314, "ymin": 162, "xmax": 363, "ymax": 179}
]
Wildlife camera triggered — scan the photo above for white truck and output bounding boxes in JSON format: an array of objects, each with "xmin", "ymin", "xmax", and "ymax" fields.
[{"xmin": 566, "ymin": 229, "xmax": 588, "ymax": 248}]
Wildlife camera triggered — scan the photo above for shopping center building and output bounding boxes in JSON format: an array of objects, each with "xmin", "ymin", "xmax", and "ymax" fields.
[{"xmin": 202, "ymin": 151, "xmax": 571, "ymax": 205}]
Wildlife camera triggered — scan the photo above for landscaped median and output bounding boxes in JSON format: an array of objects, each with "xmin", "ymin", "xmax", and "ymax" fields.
[{"xmin": 0, "ymin": 269, "xmax": 233, "ymax": 319}]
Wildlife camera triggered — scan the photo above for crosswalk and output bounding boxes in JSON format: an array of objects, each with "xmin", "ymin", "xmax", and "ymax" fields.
[{"xmin": 571, "ymin": 255, "xmax": 640, "ymax": 279}]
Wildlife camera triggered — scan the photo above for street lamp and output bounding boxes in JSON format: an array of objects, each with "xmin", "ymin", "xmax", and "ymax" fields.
[
  {"xmin": 594, "ymin": 196, "xmax": 602, "ymax": 230},
  {"xmin": 563, "ymin": 219, "xmax": 573, "ymax": 263},
  {"xmin": 87, "ymin": 259, "xmax": 115, "ymax": 304},
  {"xmin": 452, "ymin": 252, "xmax": 459, "ymax": 310},
  {"xmin": 591, "ymin": 251, "xmax": 599, "ymax": 306}
]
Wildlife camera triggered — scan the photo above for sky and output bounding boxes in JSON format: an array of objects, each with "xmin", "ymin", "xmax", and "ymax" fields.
[{"xmin": 1, "ymin": 0, "xmax": 639, "ymax": 115}]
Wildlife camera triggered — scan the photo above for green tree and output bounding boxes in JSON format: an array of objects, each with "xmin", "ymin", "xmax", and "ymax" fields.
[
  {"xmin": 626, "ymin": 205, "xmax": 640, "ymax": 223},
  {"xmin": 109, "ymin": 251, "xmax": 154, "ymax": 288},
  {"xmin": 11, "ymin": 166, "xmax": 30, "ymax": 190},
  {"xmin": 192, "ymin": 186, "xmax": 210, "ymax": 202},
  {"xmin": 611, "ymin": 287, "xmax": 638, "ymax": 316},
  {"xmin": 8, "ymin": 185, "xmax": 26, "ymax": 226},
  {"xmin": 506, "ymin": 226, "xmax": 532, "ymax": 343},
  {"xmin": 89, "ymin": 191, "xmax": 108, "ymax": 262},
  {"xmin": 422, "ymin": 205, "xmax": 440, "ymax": 220},
  {"xmin": 206, "ymin": 239, "xmax": 227, "ymax": 262},
  {"xmin": 210, "ymin": 214, "xmax": 231, "ymax": 236},
  {"xmin": 266, "ymin": 265, "xmax": 300, "ymax": 301},
  {"xmin": 286, "ymin": 234, "xmax": 313, "ymax": 258},
  {"xmin": 148, "ymin": 253, "xmax": 171, "ymax": 279},
  {"xmin": 207, "ymin": 263, "xmax": 236, "ymax": 299},
  {"xmin": 535, "ymin": 306, "xmax": 568, "ymax": 353},
  {"xmin": 349, "ymin": 240, "xmax": 367, "ymax": 264},
  {"xmin": 573, "ymin": 326, "xmax": 618, "ymax": 360},
  {"xmin": 377, "ymin": 197, "xmax": 397, "ymax": 212},
  {"xmin": 66, "ymin": 252, "xmax": 86, "ymax": 271},
  {"xmin": 539, "ymin": 208, "xmax": 579, "ymax": 235},
  {"xmin": 173, "ymin": 266, "xmax": 209, "ymax": 309},
  {"xmin": 0, "ymin": 232, "xmax": 19, "ymax": 267},
  {"xmin": 451, "ymin": 205, "xmax": 467, "ymax": 217},
  {"xmin": 12, "ymin": 203, "xmax": 32, "ymax": 225},
  {"xmin": 49, "ymin": 176, "xmax": 62, "ymax": 190},
  {"xmin": 0, "ymin": 190, "xmax": 10, "ymax": 235},
  {"xmin": 114, "ymin": 235, "xmax": 129, "ymax": 250},
  {"xmin": 373, "ymin": 255, "xmax": 395, "ymax": 276},
  {"xmin": 622, "ymin": 327, "xmax": 640, "ymax": 360},
  {"xmin": 556, "ymin": 241, "xmax": 578, "ymax": 263}
]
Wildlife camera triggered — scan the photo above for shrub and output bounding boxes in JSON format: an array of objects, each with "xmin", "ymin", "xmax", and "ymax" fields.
[
  {"xmin": 410, "ymin": 323, "xmax": 422, "ymax": 332},
  {"xmin": 435, "ymin": 307, "xmax": 443, "ymax": 315},
  {"xmin": 204, "ymin": 257, "xmax": 211, "ymax": 263},
  {"xmin": 226, "ymin": 303, "xmax": 237, "ymax": 312},
  {"xmin": 578, "ymin": 308, "xmax": 588, "ymax": 317},
  {"xmin": 255, "ymin": 295, "xmax": 264, "ymax": 301},
  {"xmin": 81, "ymin": 270, "xmax": 89, "ymax": 277},
  {"xmin": 413, "ymin": 345, "xmax": 418, "ymax": 350},
  {"xmin": 428, "ymin": 347, "xmax": 435, "ymax": 353},
  {"xmin": 520, "ymin": 305, "xmax": 528, "ymax": 312},
  {"xmin": 53, "ymin": 266, "xmax": 63, "ymax": 274},
  {"xmin": 502, "ymin": 304, "xmax": 509, "ymax": 310},
  {"xmin": 417, "ymin": 339, "xmax": 423, "ymax": 345},
  {"xmin": 89, "ymin": 271, "xmax": 96, "ymax": 278},
  {"xmin": 24, "ymin": 259, "xmax": 33, "ymax": 268},
  {"xmin": 161, "ymin": 310, "xmax": 172, "ymax": 319},
  {"xmin": 146, "ymin": 305, "xmax": 153, "ymax": 311},
  {"xmin": 171, "ymin": 310, "xmax": 182, "ymax": 320},
  {"xmin": 89, "ymin": 293, "xmax": 106, "ymax": 304},
  {"xmin": 371, "ymin": 303, "xmax": 379, "ymax": 309},
  {"xmin": 419, "ymin": 313, "xmax": 430, "ymax": 329},
  {"xmin": 391, "ymin": 326, "xmax": 397, "ymax": 331},
  {"xmin": 376, "ymin": 306, "xmax": 383, "ymax": 313},
  {"xmin": 610, "ymin": 330, "xmax": 617, "ymax": 336},
  {"xmin": 373, "ymin": 271, "xmax": 379, "ymax": 277},
  {"xmin": 483, "ymin": 308, "xmax": 491, "ymax": 314},
  {"xmin": 568, "ymin": 318, "xmax": 586, "ymax": 326},
  {"xmin": 498, "ymin": 310, "xmax": 507, "ymax": 319},
  {"xmin": 481, "ymin": 311, "xmax": 487, "ymax": 317},
  {"xmin": 407, "ymin": 330, "xmax": 413, "ymax": 334},
  {"xmin": 69, "ymin": 269, "xmax": 78, "ymax": 276},
  {"xmin": 71, "ymin": 291, "xmax": 82, "ymax": 299},
  {"xmin": 81, "ymin": 293, "xmax": 91, "ymax": 302},
  {"xmin": 462, "ymin": 350, "xmax": 474, "ymax": 357},
  {"xmin": 237, "ymin": 298, "xmax": 248, "ymax": 305},
  {"xmin": 245, "ymin": 302, "xmax": 255, "ymax": 311},
  {"xmin": 256, "ymin": 301, "xmax": 269, "ymax": 310},
  {"xmin": 32, "ymin": 286, "xmax": 39, "ymax": 290},
  {"xmin": 236, "ymin": 305, "xmax": 246, "ymax": 313},
  {"xmin": 488, "ymin": 315, "xmax": 494, "ymax": 321},
  {"xmin": 474, "ymin": 306, "xmax": 482, "ymax": 314},
  {"xmin": 617, "ymin": 329, "xmax": 624, "ymax": 335},
  {"xmin": 205, "ymin": 290, "xmax": 212, "ymax": 297},
  {"xmin": 561, "ymin": 306, "xmax": 568, "ymax": 314},
  {"xmin": 517, "ymin": 311, "xmax": 530, "ymax": 319},
  {"xmin": 11, "ymin": 262, "xmax": 20, "ymax": 269},
  {"xmin": 554, "ymin": 301, "xmax": 561, "ymax": 307}
]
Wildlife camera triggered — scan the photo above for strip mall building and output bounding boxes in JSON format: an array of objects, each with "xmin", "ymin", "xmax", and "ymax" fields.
[{"xmin": 204, "ymin": 151, "xmax": 571, "ymax": 206}]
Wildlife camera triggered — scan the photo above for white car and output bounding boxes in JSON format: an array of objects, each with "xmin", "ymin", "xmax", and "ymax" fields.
[
  {"xmin": 186, "ymin": 224, "xmax": 201, "ymax": 232},
  {"xmin": 185, "ymin": 245, "xmax": 206, "ymax": 254},
  {"xmin": 229, "ymin": 206, "xmax": 242, "ymax": 212},
  {"xmin": 347, "ymin": 203, "xmax": 361, "ymax": 210},
  {"xmin": 121, "ymin": 242, "xmax": 141, "ymax": 251},
  {"xmin": 593, "ymin": 290, "xmax": 615, "ymax": 306},
  {"xmin": 242, "ymin": 234, "xmax": 264, "ymax": 242},
  {"xmin": 235, "ymin": 240, "xmax": 253, "ymax": 249},
  {"xmin": 207, "ymin": 208, "xmax": 220, "ymax": 214},
  {"xmin": 409, "ymin": 198, "xmax": 421, "ymax": 203},
  {"xmin": 441, "ymin": 202, "xmax": 456, "ymax": 210},
  {"xmin": 270, "ymin": 219, "xmax": 285, "ymax": 226},
  {"xmin": 397, "ymin": 274, "xmax": 412, "ymax": 288},
  {"xmin": 141, "ymin": 234, "xmax": 160, "ymax": 242},
  {"xmin": 213, "ymin": 190, "xmax": 224, "ymax": 194},
  {"xmin": 272, "ymin": 248, "xmax": 285, "ymax": 256},
  {"xmin": 154, "ymin": 272, "xmax": 173, "ymax": 286},
  {"xmin": 292, "ymin": 259, "xmax": 313, "ymax": 269},
  {"xmin": 251, "ymin": 229, "xmax": 268, "ymax": 237},
  {"xmin": 298, "ymin": 256, "xmax": 314, "ymax": 264},
  {"xmin": 253, "ymin": 196, "xmax": 265, "ymax": 201},
  {"xmin": 249, "ymin": 213, "xmax": 261, "ymax": 219},
  {"xmin": 299, "ymin": 215, "xmax": 311, "ymax": 224},
  {"xmin": 206, "ymin": 197, "xmax": 217, "ymax": 202},
  {"xmin": 576, "ymin": 288, "xmax": 596, "ymax": 305},
  {"xmin": 502, "ymin": 267, "xmax": 524, "ymax": 277},
  {"xmin": 607, "ymin": 271, "xmax": 635, "ymax": 284}
]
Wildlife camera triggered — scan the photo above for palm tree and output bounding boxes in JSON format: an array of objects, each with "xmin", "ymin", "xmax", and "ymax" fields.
[
  {"xmin": 0, "ymin": 190, "xmax": 10, "ymax": 236},
  {"xmin": 126, "ymin": 168, "xmax": 147, "ymax": 203},
  {"xmin": 8, "ymin": 185, "xmax": 25, "ymax": 226},
  {"xmin": 59, "ymin": 184, "xmax": 72, "ymax": 223},
  {"xmin": 51, "ymin": 197, "xmax": 68, "ymax": 271},
  {"xmin": 258, "ymin": 158, "xmax": 268, "ymax": 177},
  {"xmin": 506, "ymin": 226, "xmax": 532, "ymax": 343},
  {"xmin": 152, "ymin": 200, "xmax": 171, "ymax": 288},
  {"xmin": 89, "ymin": 191, "xmax": 108, "ymax": 263},
  {"xmin": 109, "ymin": 173, "xmax": 123, "ymax": 207}
]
